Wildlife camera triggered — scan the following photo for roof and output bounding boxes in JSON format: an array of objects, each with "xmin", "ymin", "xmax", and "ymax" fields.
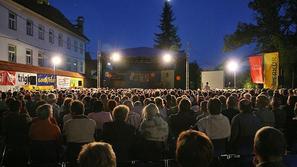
[
  {"xmin": 109, "ymin": 47, "xmax": 185, "ymax": 57},
  {"xmin": 0, "ymin": 61, "xmax": 84, "ymax": 78},
  {"xmin": 11, "ymin": 0, "xmax": 89, "ymax": 41}
]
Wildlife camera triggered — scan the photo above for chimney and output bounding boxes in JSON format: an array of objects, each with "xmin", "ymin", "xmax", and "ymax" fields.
[{"xmin": 76, "ymin": 16, "xmax": 84, "ymax": 34}]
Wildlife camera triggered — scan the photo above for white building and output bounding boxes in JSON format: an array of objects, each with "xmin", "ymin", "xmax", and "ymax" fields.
[{"xmin": 0, "ymin": 0, "xmax": 88, "ymax": 74}]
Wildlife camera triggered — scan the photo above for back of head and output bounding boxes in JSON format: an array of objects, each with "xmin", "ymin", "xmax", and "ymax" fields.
[
  {"xmin": 154, "ymin": 97, "xmax": 163, "ymax": 107},
  {"xmin": 256, "ymin": 95, "xmax": 269, "ymax": 109},
  {"xmin": 200, "ymin": 101, "xmax": 208, "ymax": 113},
  {"xmin": 178, "ymin": 98, "xmax": 191, "ymax": 113},
  {"xmin": 207, "ymin": 98, "xmax": 221, "ymax": 115},
  {"xmin": 254, "ymin": 126, "xmax": 286, "ymax": 162},
  {"xmin": 47, "ymin": 93, "xmax": 56, "ymax": 104},
  {"xmin": 78, "ymin": 142, "xmax": 116, "ymax": 167},
  {"xmin": 176, "ymin": 130, "xmax": 213, "ymax": 167},
  {"xmin": 71, "ymin": 100, "xmax": 85, "ymax": 115},
  {"xmin": 92, "ymin": 100, "xmax": 104, "ymax": 113},
  {"xmin": 143, "ymin": 103, "xmax": 159, "ymax": 120},
  {"xmin": 8, "ymin": 99, "xmax": 20, "ymax": 113},
  {"xmin": 112, "ymin": 105, "xmax": 129, "ymax": 121},
  {"xmin": 227, "ymin": 95, "xmax": 237, "ymax": 109},
  {"xmin": 239, "ymin": 99, "xmax": 252, "ymax": 113},
  {"xmin": 36, "ymin": 104, "xmax": 52, "ymax": 120}
]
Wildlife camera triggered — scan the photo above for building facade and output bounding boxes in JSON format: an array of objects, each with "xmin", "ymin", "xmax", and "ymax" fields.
[{"xmin": 0, "ymin": 0, "xmax": 88, "ymax": 90}]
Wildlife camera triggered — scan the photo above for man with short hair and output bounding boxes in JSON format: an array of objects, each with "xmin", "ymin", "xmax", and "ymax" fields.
[
  {"xmin": 63, "ymin": 100, "xmax": 96, "ymax": 166},
  {"xmin": 176, "ymin": 130, "xmax": 213, "ymax": 167},
  {"xmin": 254, "ymin": 127, "xmax": 287, "ymax": 167},
  {"xmin": 197, "ymin": 98, "xmax": 231, "ymax": 140}
]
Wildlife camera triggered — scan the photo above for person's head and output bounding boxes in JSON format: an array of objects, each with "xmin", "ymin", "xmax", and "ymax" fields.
[
  {"xmin": 238, "ymin": 99, "xmax": 252, "ymax": 113},
  {"xmin": 47, "ymin": 93, "xmax": 57, "ymax": 104},
  {"xmin": 200, "ymin": 101, "xmax": 208, "ymax": 113},
  {"xmin": 176, "ymin": 130, "xmax": 213, "ymax": 167},
  {"xmin": 92, "ymin": 100, "xmax": 104, "ymax": 113},
  {"xmin": 8, "ymin": 99, "xmax": 21, "ymax": 113},
  {"xmin": 36, "ymin": 104, "xmax": 52, "ymax": 120},
  {"xmin": 226, "ymin": 95, "xmax": 237, "ymax": 109},
  {"xmin": 207, "ymin": 98, "xmax": 221, "ymax": 115},
  {"xmin": 63, "ymin": 98, "xmax": 73, "ymax": 114},
  {"xmin": 244, "ymin": 93, "xmax": 252, "ymax": 101},
  {"xmin": 71, "ymin": 100, "xmax": 85, "ymax": 115},
  {"xmin": 254, "ymin": 127, "xmax": 286, "ymax": 163},
  {"xmin": 123, "ymin": 100, "xmax": 134, "ymax": 112},
  {"xmin": 143, "ymin": 103, "xmax": 160, "ymax": 120},
  {"xmin": 218, "ymin": 95, "xmax": 226, "ymax": 107},
  {"xmin": 78, "ymin": 142, "xmax": 116, "ymax": 167},
  {"xmin": 112, "ymin": 105, "xmax": 129, "ymax": 121},
  {"xmin": 107, "ymin": 99, "xmax": 117, "ymax": 112},
  {"xmin": 256, "ymin": 95, "xmax": 269, "ymax": 109},
  {"xmin": 154, "ymin": 97, "xmax": 164, "ymax": 107},
  {"xmin": 178, "ymin": 98, "xmax": 191, "ymax": 112}
]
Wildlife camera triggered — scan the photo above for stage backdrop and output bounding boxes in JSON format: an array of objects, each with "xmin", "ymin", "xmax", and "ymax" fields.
[
  {"xmin": 264, "ymin": 52, "xmax": 279, "ymax": 89},
  {"xmin": 248, "ymin": 55, "xmax": 264, "ymax": 84}
]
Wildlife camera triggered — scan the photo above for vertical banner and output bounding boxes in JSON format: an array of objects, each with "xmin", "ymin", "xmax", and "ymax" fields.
[
  {"xmin": 248, "ymin": 55, "xmax": 264, "ymax": 84},
  {"xmin": 264, "ymin": 52, "xmax": 279, "ymax": 89}
]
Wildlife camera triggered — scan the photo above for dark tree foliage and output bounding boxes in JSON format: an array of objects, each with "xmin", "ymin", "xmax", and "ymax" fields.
[
  {"xmin": 224, "ymin": 0, "xmax": 297, "ymax": 88},
  {"xmin": 189, "ymin": 61, "xmax": 201, "ymax": 89},
  {"xmin": 154, "ymin": 1, "xmax": 181, "ymax": 51}
]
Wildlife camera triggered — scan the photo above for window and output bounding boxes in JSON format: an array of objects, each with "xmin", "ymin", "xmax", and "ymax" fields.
[
  {"xmin": 8, "ymin": 11, "xmax": 17, "ymax": 30},
  {"xmin": 26, "ymin": 19, "xmax": 33, "ymax": 36},
  {"xmin": 58, "ymin": 33, "xmax": 63, "ymax": 47},
  {"xmin": 49, "ymin": 29, "xmax": 54, "ymax": 44},
  {"xmin": 67, "ymin": 37, "xmax": 71, "ymax": 49},
  {"xmin": 74, "ymin": 40, "xmax": 78, "ymax": 52},
  {"xmin": 73, "ymin": 59, "xmax": 78, "ymax": 71},
  {"xmin": 26, "ymin": 49, "xmax": 33, "ymax": 65},
  {"xmin": 8, "ymin": 44, "xmax": 16, "ymax": 62},
  {"xmin": 38, "ymin": 24, "xmax": 44, "ymax": 40},
  {"xmin": 38, "ymin": 52, "xmax": 44, "ymax": 66},
  {"xmin": 79, "ymin": 42, "xmax": 84, "ymax": 54}
]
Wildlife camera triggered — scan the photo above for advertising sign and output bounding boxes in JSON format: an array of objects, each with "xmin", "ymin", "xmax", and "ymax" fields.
[
  {"xmin": 70, "ymin": 78, "xmax": 83, "ymax": 88},
  {"xmin": 37, "ymin": 74, "xmax": 56, "ymax": 86},
  {"xmin": 57, "ymin": 76, "xmax": 71, "ymax": 89},
  {"xmin": 249, "ymin": 55, "xmax": 264, "ymax": 84},
  {"xmin": 0, "ymin": 71, "xmax": 16, "ymax": 85},
  {"xmin": 264, "ymin": 52, "xmax": 279, "ymax": 89},
  {"xmin": 16, "ymin": 72, "xmax": 37, "ymax": 86}
]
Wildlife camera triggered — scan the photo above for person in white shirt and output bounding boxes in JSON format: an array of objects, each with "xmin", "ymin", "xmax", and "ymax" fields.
[{"xmin": 197, "ymin": 98, "xmax": 231, "ymax": 140}]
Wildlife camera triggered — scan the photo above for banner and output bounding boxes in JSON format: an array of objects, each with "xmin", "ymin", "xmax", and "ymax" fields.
[
  {"xmin": 70, "ymin": 78, "xmax": 83, "ymax": 88},
  {"xmin": 57, "ymin": 76, "xmax": 71, "ymax": 89},
  {"xmin": 37, "ymin": 74, "xmax": 56, "ymax": 86},
  {"xmin": 0, "ymin": 71, "xmax": 16, "ymax": 85},
  {"xmin": 16, "ymin": 72, "xmax": 37, "ymax": 86},
  {"xmin": 248, "ymin": 55, "xmax": 264, "ymax": 84},
  {"xmin": 264, "ymin": 52, "xmax": 279, "ymax": 89}
]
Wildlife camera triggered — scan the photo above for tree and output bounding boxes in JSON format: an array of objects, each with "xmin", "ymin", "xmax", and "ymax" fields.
[
  {"xmin": 154, "ymin": 1, "xmax": 182, "ymax": 51},
  {"xmin": 189, "ymin": 61, "xmax": 201, "ymax": 89},
  {"xmin": 224, "ymin": 0, "xmax": 297, "ymax": 88}
]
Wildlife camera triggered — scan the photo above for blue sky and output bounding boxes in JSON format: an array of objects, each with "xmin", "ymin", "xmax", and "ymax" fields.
[{"xmin": 51, "ymin": 0, "xmax": 255, "ymax": 69}]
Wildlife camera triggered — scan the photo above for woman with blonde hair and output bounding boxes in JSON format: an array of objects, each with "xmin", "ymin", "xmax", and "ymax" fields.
[{"xmin": 139, "ymin": 103, "xmax": 168, "ymax": 160}]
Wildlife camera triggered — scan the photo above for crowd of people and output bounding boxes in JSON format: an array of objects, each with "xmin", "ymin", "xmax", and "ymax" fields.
[{"xmin": 0, "ymin": 88, "xmax": 296, "ymax": 167}]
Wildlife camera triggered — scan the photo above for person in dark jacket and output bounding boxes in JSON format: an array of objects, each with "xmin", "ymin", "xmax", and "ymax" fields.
[
  {"xmin": 254, "ymin": 127, "xmax": 287, "ymax": 167},
  {"xmin": 2, "ymin": 99, "xmax": 31, "ymax": 166},
  {"xmin": 229, "ymin": 99, "xmax": 262, "ymax": 155},
  {"xmin": 102, "ymin": 105, "xmax": 136, "ymax": 162},
  {"xmin": 222, "ymin": 95, "xmax": 239, "ymax": 123}
]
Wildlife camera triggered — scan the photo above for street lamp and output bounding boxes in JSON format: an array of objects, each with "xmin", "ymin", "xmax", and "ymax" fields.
[
  {"xmin": 110, "ymin": 52, "xmax": 122, "ymax": 63},
  {"xmin": 162, "ymin": 53, "xmax": 173, "ymax": 64},
  {"xmin": 51, "ymin": 55, "xmax": 62, "ymax": 88},
  {"xmin": 226, "ymin": 60, "xmax": 239, "ymax": 89}
]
